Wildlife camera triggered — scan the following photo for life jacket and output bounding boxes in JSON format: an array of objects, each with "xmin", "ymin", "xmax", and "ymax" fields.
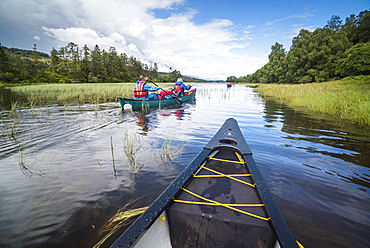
[
  {"xmin": 134, "ymin": 82, "xmax": 148, "ymax": 97},
  {"xmin": 174, "ymin": 83, "xmax": 183, "ymax": 93}
]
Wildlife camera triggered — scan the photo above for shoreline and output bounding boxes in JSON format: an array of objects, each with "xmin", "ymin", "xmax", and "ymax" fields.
[{"xmin": 254, "ymin": 76, "xmax": 370, "ymax": 126}]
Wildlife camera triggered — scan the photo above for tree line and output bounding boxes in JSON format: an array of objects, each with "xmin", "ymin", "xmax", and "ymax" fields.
[
  {"xmin": 228, "ymin": 10, "xmax": 370, "ymax": 84},
  {"xmin": 0, "ymin": 42, "xmax": 186, "ymax": 85}
]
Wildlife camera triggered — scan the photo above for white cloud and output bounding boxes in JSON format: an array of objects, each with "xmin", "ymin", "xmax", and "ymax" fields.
[{"xmin": 1, "ymin": 0, "xmax": 262, "ymax": 80}]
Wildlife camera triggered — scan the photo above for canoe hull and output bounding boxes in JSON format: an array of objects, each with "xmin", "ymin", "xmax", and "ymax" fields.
[
  {"xmin": 110, "ymin": 118, "xmax": 299, "ymax": 248},
  {"xmin": 119, "ymin": 89, "xmax": 196, "ymax": 110}
]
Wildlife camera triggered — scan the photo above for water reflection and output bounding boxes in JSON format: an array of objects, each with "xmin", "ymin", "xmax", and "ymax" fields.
[
  {"xmin": 0, "ymin": 88, "xmax": 15, "ymax": 109},
  {"xmin": 262, "ymin": 98, "xmax": 370, "ymax": 189},
  {"xmin": 135, "ymin": 111, "xmax": 150, "ymax": 133}
]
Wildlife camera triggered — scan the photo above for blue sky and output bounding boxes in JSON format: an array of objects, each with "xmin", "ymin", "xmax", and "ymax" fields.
[{"xmin": 0, "ymin": 0, "xmax": 369, "ymax": 80}]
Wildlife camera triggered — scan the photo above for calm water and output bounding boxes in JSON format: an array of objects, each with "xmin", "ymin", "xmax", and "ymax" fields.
[{"xmin": 0, "ymin": 84, "xmax": 369, "ymax": 248}]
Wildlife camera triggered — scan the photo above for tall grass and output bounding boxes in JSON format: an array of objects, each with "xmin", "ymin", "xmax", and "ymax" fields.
[
  {"xmin": 7, "ymin": 82, "xmax": 175, "ymax": 106},
  {"xmin": 257, "ymin": 76, "xmax": 370, "ymax": 126},
  {"xmin": 8, "ymin": 83, "xmax": 132, "ymax": 105}
]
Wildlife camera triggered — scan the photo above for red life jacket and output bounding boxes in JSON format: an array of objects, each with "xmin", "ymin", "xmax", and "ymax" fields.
[
  {"xmin": 174, "ymin": 84, "xmax": 183, "ymax": 93},
  {"xmin": 134, "ymin": 82, "xmax": 148, "ymax": 97}
]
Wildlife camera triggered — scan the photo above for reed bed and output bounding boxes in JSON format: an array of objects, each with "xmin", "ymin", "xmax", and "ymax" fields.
[
  {"xmin": 9, "ymin": 83, "xmax": 132, "ymax": 105},
  {"xmin": 7, "ymin": 83, "xmax": 175, "ymax": 106},
  {"xmin": 257, "ymin": 76, "xmax": 370, "ymax": 126}
]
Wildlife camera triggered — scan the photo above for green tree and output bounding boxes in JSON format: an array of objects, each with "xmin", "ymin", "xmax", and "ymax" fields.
[
  {"xmin": 0, "ymin": 45, "xmax": 12, "ymax": 73},
  {"xmin": 356, "ymin": 10, "xmax": 370, "ymax": 43},
  {"xmin": 324, "ymin": 15, "xmax": 343, "ymax": 31},
  {"xmin": 90, "ymin": 45, "xmax": 104, "ymax": 82},
  {"xmin": 266, "ymin": 42, "xmax": 287, "ymax": 83},
  {"xmin": 227, "ymin": 76, "xmax": 237, "ymax": 82},
  {"xmin": 337, "ymin": 42, "xmax": 370, "ymax": 76},
  {"xmin": 80, "ymin": 44, "xmax": 90, "ymax": 83},
  {"xmin": 343, "ymin": 10, "xmax": 370, "ymax": 44},
  {"xmin": 169, "ymin": 69, "xmax": 182, "ymax": 82}
]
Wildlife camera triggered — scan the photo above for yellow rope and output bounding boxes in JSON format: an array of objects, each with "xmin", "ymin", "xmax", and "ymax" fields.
[
  {"xmin": 200, "ymin": 166, "xmax": 255, "ymax": 187},
  {"xmin": 174, "ymin": 151, "xmax": 269, "ymax": 221},
  {"xmin": 173, "ymin": 199, "xmax": 265, "ymax": 207},
  {"xmin": 234, "ymin": 152, "xmax": 245, "ymax": 163},
  {"xmin": 193, "ymin": 173, "xmax": 251, "ymax": 178},
  {"xmin": 296, "ymin": 240, "xmax": 305, "ymax": 248},
  {"xmin": 207, "ymin": 156, "xmax": 245, "ymax": 164},
  {"xmin": 179, "ymin": 187, "xmax": 270, "ymax": 221}
]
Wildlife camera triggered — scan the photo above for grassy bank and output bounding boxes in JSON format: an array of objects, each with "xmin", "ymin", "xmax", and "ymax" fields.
[
  {"xmin": 6, "ymin": 83, "xmax": 174, "ymax": 106},
  {"xmin": 256, "ymin": 76, "xmax": 370, "ymax": 126}
]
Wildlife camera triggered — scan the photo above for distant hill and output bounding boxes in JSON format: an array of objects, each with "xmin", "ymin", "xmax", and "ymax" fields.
[
  {"xmin": 182, "ymin": 75, "xmax": 224, "ymax": 82},
  {"xmin": 2, "ymin": 46, "xmax": 50, "ymax": 59}
]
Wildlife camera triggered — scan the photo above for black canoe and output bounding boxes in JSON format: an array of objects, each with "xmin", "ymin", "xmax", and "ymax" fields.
[{"xmin": 110, "ymin": 118, "xmax": 301, "ymax": 248}]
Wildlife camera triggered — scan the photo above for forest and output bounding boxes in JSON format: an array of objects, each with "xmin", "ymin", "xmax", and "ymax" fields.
[
  {"xmin": 227, "ymin": 10, "xmax": 370, "ymax": 84},
  {"xmin": 0, "ymin": 43, "xmax": 202, "ymax": 85}
]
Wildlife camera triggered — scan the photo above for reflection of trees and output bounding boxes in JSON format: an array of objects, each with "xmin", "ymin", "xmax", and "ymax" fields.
[
  {"xmin": 0, "ymin": 88, "xmax": 15, "ymax": 109},
  {"xmin": 263, "ymin": 98, "xmax": 370, "ymax": 171}
]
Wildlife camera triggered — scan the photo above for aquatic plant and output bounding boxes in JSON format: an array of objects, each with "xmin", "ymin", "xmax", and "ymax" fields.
[
  {"xmin": 94, "ymin": 204, "xmax": 148, "ymax": 248},
  {"xmin": 158, "ymin": 138, "xmax": 183, "ymax": 166},
  {"xmin": 30, "ymin": 101, "xmax": 36, "ymax": 117},
  {"xmin": 9, "ymin": 101, "xmax": 19, "ymax": 118},
  {"xmin": 9, "ymin": 118, "xmax": 20, "ymax": 140},
  {"xmin": 18, "ymin": 145, "xmax": 45, "ymax": 177},
  {"xmin": 111, "ymin": 136, "xmax": 117, "ymax": 178},
  {"xmin": 123, "ymin": 128, "xmax": 143, "ymax": 173}
]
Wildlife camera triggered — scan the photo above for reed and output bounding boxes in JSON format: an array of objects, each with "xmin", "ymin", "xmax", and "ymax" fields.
[
  {"xmin": 94, "ymin": 205, "xmax": 148, "ymax": 248},
  {"xmin": 18, "ymin": 145, "xmax": 27, "ymax": 175},
  {"xmin": 9, "ymin": 119, "xmax": 20, "ymax": 140},
  {"xmin": 257, "ymin": 76, "xmax": 370, "ymax": 126},
  {"xmin": 111, "ymin": 136, "xmax": 117, "ymax": 178},
  {"xmin": 158, "ymin": 138, "xmax": 183, "ymax": 165},
  {"xmin": 9, "ymin": 101, "xmax": 19, "ymax": 118},
  {"xmin": 18, "ymin": 145, "xmax": 44, "ymax": 177},
  {"xmin": 123, "ymin": 128, "xmax": 142, "ymax": 173},
  {"xmin": 30, "ymin": 101, "xmax": 36, "ymax": 117}
]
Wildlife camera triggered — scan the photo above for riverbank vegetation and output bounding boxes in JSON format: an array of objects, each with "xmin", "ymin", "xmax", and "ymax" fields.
[
  {"xmin": 4, "ymin": 83, "xmax": 174, "ymax": 106},
  {"xmin": 256, "ymin": 76, "xmax": 370, "ymax": 126},
  {"xmin": 228, "ymin": 10, "xmax": 370, "ymax": 84}
]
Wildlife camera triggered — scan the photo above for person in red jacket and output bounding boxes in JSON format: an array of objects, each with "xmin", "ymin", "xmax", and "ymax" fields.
[
  {"xmin": 134, "ymin": 76, "xmax": 160, "ymax": 100},
  {"xmin": 173, "ymin": 78, "xmax": 192, "ymax": 97}
]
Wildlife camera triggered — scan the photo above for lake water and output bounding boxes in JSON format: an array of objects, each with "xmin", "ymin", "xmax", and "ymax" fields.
[{"xmin": 0, "ymin": 84, "xmax": 369, "ymax": 248}]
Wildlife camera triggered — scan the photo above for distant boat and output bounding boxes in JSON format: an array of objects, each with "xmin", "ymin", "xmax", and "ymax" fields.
[
  {"xmin": 227, "ymin": 82, "xmax": 233, "ymax": 87},
  {"xmin": 110, "ymin": 118, "xmax": 301, "ymax": 248},
  {"xmin": 119, "ymin": 89, "xmax": 196, "ymax": 111}
]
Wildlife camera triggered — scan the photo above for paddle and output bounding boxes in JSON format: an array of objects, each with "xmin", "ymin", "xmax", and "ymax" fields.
[{"xmin": 148, "ymin": 79, "xmax": 182, "ymax": 105}]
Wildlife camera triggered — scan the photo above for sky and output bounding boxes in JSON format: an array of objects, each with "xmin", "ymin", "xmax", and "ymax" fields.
[{"xmin": 0, "ymin": 0, "xmax": 369, "ymax": 80}]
